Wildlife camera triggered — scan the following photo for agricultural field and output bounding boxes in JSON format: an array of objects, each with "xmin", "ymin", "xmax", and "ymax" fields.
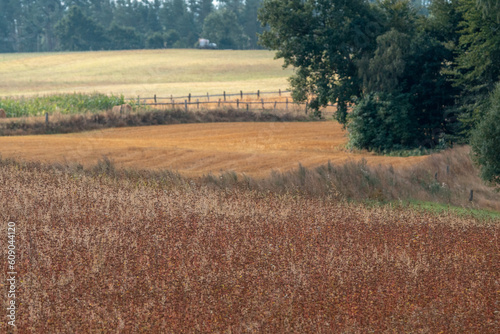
[
  {"xmin": 1, "ymin": 49, "xmax": 499, "ymax": 332},
  {"xmin": 0, "ymin": 122, "xmax": 426, "ymax": 177},
  {"xmin": 0, "ymin": 49, "xmax": 293, "ymax": 98},
  {"xmin": 0, "ymin": 159, "xmax": 498, "ymax": 332}
]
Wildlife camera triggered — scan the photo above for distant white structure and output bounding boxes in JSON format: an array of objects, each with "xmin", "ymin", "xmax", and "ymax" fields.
[{"xmin": 198, "ymin": 38, "xmax": 217, "ymax": 49}]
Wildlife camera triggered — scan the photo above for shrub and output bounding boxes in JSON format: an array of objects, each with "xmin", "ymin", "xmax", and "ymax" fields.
[{"xmin": 470, "ymin": 83, "xmax": 500, "ymax": 185}]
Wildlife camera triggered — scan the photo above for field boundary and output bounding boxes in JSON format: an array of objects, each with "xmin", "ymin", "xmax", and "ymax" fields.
[{"xmin": 128, "ymin": 89, "xmax": 338, "ymax": 114}]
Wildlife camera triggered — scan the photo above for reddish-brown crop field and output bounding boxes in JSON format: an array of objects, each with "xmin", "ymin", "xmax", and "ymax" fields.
[{"xmin": 1, "ymin": 161, "xmax": 498, "ymax": 333}]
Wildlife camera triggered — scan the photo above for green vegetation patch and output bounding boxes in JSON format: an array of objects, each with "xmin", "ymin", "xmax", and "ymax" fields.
[
  {"xmin": 402, "ymin": 200, "xmax": 500, "ymax": 221},
  {"xmin": 0, "ymin": 93, "xmax": 124, "ymax": 117}
]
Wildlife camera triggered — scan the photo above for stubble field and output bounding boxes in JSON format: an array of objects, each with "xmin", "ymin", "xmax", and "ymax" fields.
[
  {"xmin": 0, "ymin": 122, "xmax": 426, "ymax": 177},
  {"xmin": 0, "ymin": 49, "xmax": 293, "ymax": 98}
]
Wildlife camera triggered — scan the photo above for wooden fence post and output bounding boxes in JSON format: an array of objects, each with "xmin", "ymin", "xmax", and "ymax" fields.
[
  {"xmin": 261, "ymin": 99, "xmax": 264, "ymax": 110},
  {"xmin": 188, "ymin": 93, "xmax": 191, "ymax": 103},
  {"xmin": 237, "ymin": 99, "xmax": 239, "ymax": 109},
  {"xmin": 286, "ymin": 98, "xmax": 288, "ymax": 110},
  {"xmin": 257, "ymin": 90, "xmax": 260, "ymax": 98},
  {"xmin": 197, "ymin": 99, "xmax": 199, "ymax": 109},
  {"xmin": 184, "ymin": 100, "xmax": 188, "ymax": 112},
  {"xmin": 172, "ymin": 100, "xmax": 174, "ymax": 110},
  {"xmin": 45, "ymin": 112, "xmax": 49, "ymax": 125},
  {"xmin": 224, "ymin": 91, "xmax": 226, "ymax": 102},
  {"xmin": 469, "ymin": 190, "xmax": 474, "ymax": 202},
  {"xmin": 246, "ymin": 103, "xmax": 249, "ymax": 112},
  {"xmin": 154, "ymin": 94, "xmax": 157, "ymax": 104},
  {"xmin": 218, "ymin": 99, "xmax": 221, "ymax": 107},
  {"xmin": 207, "ymin": 92, "xmax": 209, "ymax": 101},
  {"xmin": 305, "ymin": 102, "xmax": 308, "ymax": 114},
  {"xmin": 274, "ymin": 101, "xmax": 277, "ymax": 111},
  {"xmin": 240, "ymin": 90, "xmax": 243, "ymax": 99},
  {"xmin": 279, "ymin": 89, "xmax": 281, "ymax": 96}
]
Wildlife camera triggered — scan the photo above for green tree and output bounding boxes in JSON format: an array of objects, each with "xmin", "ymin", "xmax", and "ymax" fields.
[
  {"xmin": 470, "ymin": 83, "xmax": 500, "ymax": 185},
  {"xmin": 0, "ymin": 0, "xmax": 19, "ymax": 52},
  {"xmin": 202, "ymin": 8, "xmax": 247, "ymax": 49},
  {"xmin": 351, "ymin": 28, "xmax": 456, "ymax": 150},
  {"xmin": 107, "ymin": 23, "xmax": 142, "ymax": 50},
  {"xmin": 55, "ymin": 5, "xmax": 107, "ymax": 51},
  {"xmin": 455, "ymin": 0, "xmax": 500, "ymax": 136},
  {"xmin": 146, "ymin": 32, "xmax": 165, "ymax": 49},
  {"xmin": 258, "ymin": 0, "xmax": 385, "ymax": 123}
]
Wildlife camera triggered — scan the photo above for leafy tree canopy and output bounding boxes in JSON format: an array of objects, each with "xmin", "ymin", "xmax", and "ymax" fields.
[
  {"xmin": 55, "ymin": 5, "xmax": 106, "ymax": 51},
  {"xmin": 258, "ymin": 0, "xmax": 385, "ymax": 123},
  {"xmin": 470, "ymin": 83, "xmax": 500, "ymax": 185}
]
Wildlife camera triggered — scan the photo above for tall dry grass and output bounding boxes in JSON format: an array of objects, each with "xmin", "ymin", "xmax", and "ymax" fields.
[
  {"xmin": 206, "ymin": 146, "xmax": 500, "ymax": 212},
  {"xmin": 0, "ymin": 108, "xmax": 308, "ymax": 136},
  {"xmin": 0, "ymin": 157, "xmax": 498, "ymax": 333}
]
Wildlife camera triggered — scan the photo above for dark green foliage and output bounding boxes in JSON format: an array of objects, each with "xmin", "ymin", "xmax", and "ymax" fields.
[
  {"xmin": 55, "ymin": 6, "xmax": 107, "ymax": 51},
  {"xmin": 258, "ymin": 0, "xmax": 384, "ymax": 124},
  {"xmin": 470, "ymin": 83, "xmax": 500, "ymax": 185},
  {"xmin": 202, "ymin": 8, "xmax": 247, "ymax": 49},
  {"xmin": 164, "ymin": 30, "xmax": 180, "ymax": 48},
  {"xmin": 1, "ymin": 0, "xmax": 266, "ymax": 52},
  {"xmin": 348, "ymin": 92, "xmax": 415, "ymax": 151},
  {"xmin": 454, "ymin": 0, "xmax": 500, "ymax": 137},
  {"xmin": 146, "ymin": 32, "xmax": 165, "ymax": 49},
  {"xmin": 107, "ymin": 23, "xmax": 143, "ymax": 50}
]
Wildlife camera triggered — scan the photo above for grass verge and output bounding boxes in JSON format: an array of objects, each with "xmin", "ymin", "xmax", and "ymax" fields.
[{"xmin": 0, "ymin": 107, "xmax": 309, "ymax": 136}]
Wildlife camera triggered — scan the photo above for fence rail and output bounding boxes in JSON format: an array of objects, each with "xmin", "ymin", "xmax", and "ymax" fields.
[{"xmin": 128, "ymin": 89, "xmax": 292, "ymax": 104}]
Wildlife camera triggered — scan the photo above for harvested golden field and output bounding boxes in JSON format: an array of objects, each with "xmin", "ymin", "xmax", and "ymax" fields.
[
  {"xmin": 0, "ymin": 49, "xmax": 293, "ymax": 98},
  {"xmin": 0, "ymin": 121, "xmax": 426, "ymax": 177},
  {"xmin": 1, "ymin": 161, "xmax": 498, "ymax": 332}
]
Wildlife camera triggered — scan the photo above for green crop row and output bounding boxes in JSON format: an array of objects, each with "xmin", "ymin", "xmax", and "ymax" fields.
[{"xmin": 0, "ymin": 93, "xmax": 125, "ymax": 117}]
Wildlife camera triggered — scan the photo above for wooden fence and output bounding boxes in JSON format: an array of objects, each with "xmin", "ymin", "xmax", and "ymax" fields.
[{"xmin": 127, "ymin": 89, "xmax": 319, "ymax": 114}]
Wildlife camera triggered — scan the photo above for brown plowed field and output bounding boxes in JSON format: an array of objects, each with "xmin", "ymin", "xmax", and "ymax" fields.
[{"xmin": 0, "ymin": 122, "xmax": 426, "ymax": 177}]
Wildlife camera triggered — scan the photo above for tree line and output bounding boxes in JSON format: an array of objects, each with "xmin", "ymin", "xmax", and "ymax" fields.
[
  {"xmin": 259, "ymin": 0, "xmax": 500, "ymax": 185},
  {"xmin": 0, "ymin": 0, "xmax": 263, "ymax": 52}
]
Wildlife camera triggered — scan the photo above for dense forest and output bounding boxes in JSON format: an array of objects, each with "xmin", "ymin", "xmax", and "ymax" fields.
[{"xmin": 0, "ymin": 0, "xmax": 265, "ymax": 52}]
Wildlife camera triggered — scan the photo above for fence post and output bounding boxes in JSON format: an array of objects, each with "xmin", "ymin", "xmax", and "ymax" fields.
[
  {"xmin": 185, "ymin": 100, "xmax": 188, "ymax": 112},
  {"xmin": 197, "ymin": 99, "xmax": 199, "ymax": 109},
  {"xmin": 172, "ymin": 100, "xmax": 174, "ymax": 110},
  {"xmin": 137, "ymin": 95, "xmax": 140, "ymax": 104},
  {"xmin": 237, "ymin": 99, "xmax": 239, "ymax": 109},
  {"xmin": 435, "ymin": 172, "xmax": 438, "ymax": 181},
  {"xmin": 305, "ymin": 102, "xmax": 308, "ymax": 114},
  {"xmin": 261, "ymin": 99, "xmax": 265, "ymax": 110},
  {"xmin": 45, "ymin": 112, "xmax": 49, "ymax": 125},
  {"xmin": 286, "ymin": 98, "xmax": 288, "ymax": 110},
  {"xmin": 188, "ymin": 93, "xmax": 191, "ymax": 103},
  {"xmin": 274, "ymin": 101, "xmax": 277, "ymax": 111},
  {"xmin": 224, "ymin": 91, "xmax": 226, "ymax": 102},
  {"xmin": 279, "ymin": 89, "xmax": 281, "ymax": 97},
  {"xmin": 240, "ymin": 90, "xmax": 243, "ymax": 99},
  {"xmin": 207, "ymin": 92, "xmax": 209, "ymax": 101},
  {"xmin": 257, "ymin": 90, "xmax": 260, "ymax": 98},
  {"xmin": 246, "ymin": 103, "xmax": 249, "ymax": 112},
  {"xmin": 469, "ymin": 190, "xmax": 474, "ymax": 202},
  {"xmin": 218, "ymin": 99, "xmax": 221, "ymax": 107},
  {"xmin": 154, "ymin": 94, "xmax": 157, "ymax": 104}
]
